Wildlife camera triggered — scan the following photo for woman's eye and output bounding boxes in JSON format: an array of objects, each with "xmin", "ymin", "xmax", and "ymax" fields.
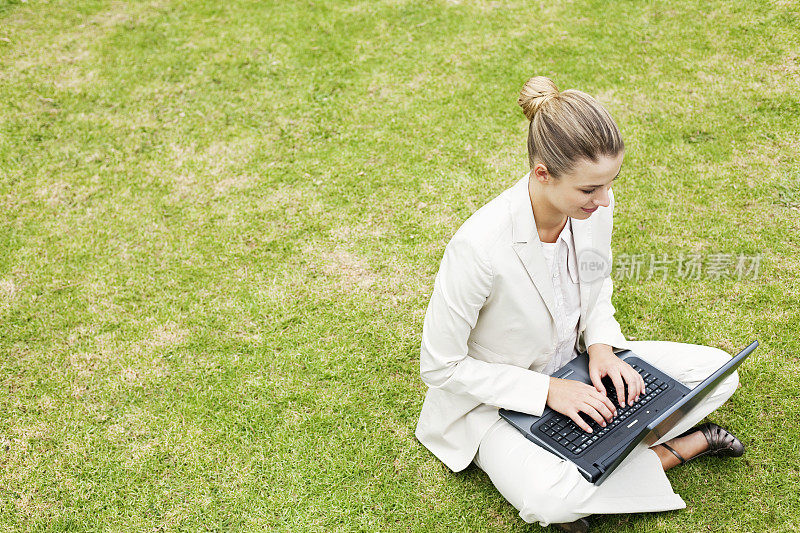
[{"xmin": 581, "ymin": 189, "xmax": 595, "ymax": 194}]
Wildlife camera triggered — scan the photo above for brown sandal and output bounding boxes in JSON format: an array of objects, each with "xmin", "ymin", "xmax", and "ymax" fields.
[
  {"xmin": 660, "ymin": 441, "xmax": 688, "ymax": 465},
  {"xmin": 553, "ymin": 517, "xmax": 590, "ymax": 533},
  {"xmin": 661, "ymin": 422, "xmax": 745, "ymax": 465}
]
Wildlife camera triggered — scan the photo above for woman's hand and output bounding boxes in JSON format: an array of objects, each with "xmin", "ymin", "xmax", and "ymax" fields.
[
  {"xmin": 546, "ymin": 377, "xmax": 617, "ymax": 433},
  {"xmin": 587, "ymin": 344, "xmax": 646, "ymax": 408}
]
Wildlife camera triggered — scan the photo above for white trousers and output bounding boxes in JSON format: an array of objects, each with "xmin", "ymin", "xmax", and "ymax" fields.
[{"xmin": 473, "ymin": 341, "xmax": 741, "ymax": 527}]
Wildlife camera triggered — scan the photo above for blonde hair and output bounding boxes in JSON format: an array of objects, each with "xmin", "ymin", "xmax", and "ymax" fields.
[{"xmin": 518, "ymin": 76, "xmax": 624, "ymax": 178}]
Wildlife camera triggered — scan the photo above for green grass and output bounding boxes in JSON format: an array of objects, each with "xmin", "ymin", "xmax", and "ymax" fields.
[{"xmin": 1, "ymin": 0, "xmax": 799, "ymax": 531}]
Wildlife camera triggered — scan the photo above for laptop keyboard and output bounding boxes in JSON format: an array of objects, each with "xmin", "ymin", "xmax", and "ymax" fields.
[{"xmin": 536, "ymin": 363, "xmax": 670, "ymax": 456}]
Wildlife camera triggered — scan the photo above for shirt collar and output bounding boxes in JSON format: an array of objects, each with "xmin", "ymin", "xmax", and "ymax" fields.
[
  {"xmin": 560, "ymin": 218, "xmax": 575, "ymax": 250},
  {"xmin": 561, "ymin": 219, "xmax": 579, "ymax": 283}
]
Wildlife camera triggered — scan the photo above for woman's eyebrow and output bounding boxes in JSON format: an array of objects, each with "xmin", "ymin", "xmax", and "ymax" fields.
[{"xmin": 584, "ymin": 171, "xmax": 620, "ymax": 188}]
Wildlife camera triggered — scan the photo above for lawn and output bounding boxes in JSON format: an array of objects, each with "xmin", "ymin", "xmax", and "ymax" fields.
[{"xmin": 1, "ymin": 0, "xmax": 799, "ymax": 531}]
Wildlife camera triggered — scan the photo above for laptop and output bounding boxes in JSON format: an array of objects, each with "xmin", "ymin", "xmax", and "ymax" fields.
[{"xmin": 499, "ymin": 341, "xmax": 758, "ymax": 485}]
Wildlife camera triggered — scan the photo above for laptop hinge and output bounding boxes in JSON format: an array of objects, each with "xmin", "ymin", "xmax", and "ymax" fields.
[
  {"xmin": 592, "ymin": 462, "xmax": 608, "ymax": 476},
  {"xmin": 597, "ymin": 456, "xmax": 616, "ymax": 470}
]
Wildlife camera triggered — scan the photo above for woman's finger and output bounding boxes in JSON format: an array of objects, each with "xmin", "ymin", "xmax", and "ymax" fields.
[
  {"xmin": 587, "ymin": 395, "xmax": 615, "ymax": 422},
  {"xmin": 591, "ymin": 387, "xmax": 617, "ymax": 416},
  {"xmin": 608, "ymin": 369, "xmax": 627, "ymax": 407},
  {"xmin": 578, "ymin": 403, "xmax": 607, "ymax": 428},
  {"xmin": 623, "ymin": 365, "xmax": 644, "ymax": 399},
  {"xmin": 623, "ymin": 367, "xmax": 640, "ymax": 405},
  {"xmin": 635, "ymin": 368, "xmax": 645, "ymax": 398},
  {"xmin": 617, "ymin": 366, "xmax": 635, "ymax": 405},
  {"xmin": 589, "ymin": 366, "xmax": 606, "ymax": 396},
  {"xmin": 569, "ymin": 411, "xmax": 594, "ymax": 433}
]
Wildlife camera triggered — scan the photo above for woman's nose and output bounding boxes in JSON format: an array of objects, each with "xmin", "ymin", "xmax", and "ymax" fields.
[{"xmin": 594, "ymin": 188, "xmax": 611, "ymax": 207}]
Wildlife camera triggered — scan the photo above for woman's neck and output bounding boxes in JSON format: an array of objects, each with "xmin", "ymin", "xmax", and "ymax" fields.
[{"xmin": 529, "ymin": 178, "xmax": 567, "ymax": 243}]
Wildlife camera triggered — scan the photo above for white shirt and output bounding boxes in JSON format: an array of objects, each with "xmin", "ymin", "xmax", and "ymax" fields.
[{"xmin": 539, "ymin": 218, "xmax": 581, "ymax": 376}]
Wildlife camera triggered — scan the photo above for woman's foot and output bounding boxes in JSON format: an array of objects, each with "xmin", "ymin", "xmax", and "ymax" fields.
[
  {"xmin": 654, "ymin": 422, "xmax": 744, "ymax": 471},
  {"xmin": 553, "ymin": 517, "xmax": 589, "ymax": 533}
]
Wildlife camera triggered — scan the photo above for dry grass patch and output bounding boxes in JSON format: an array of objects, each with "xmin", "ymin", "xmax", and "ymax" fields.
[
  {"xmin": 68, "ymin": 350, "xmax": 105, "ymax": 381},
  {"xmin": 53, "ymin": 59, "xmax": 99, "ymax": 91},
  {"xmin": 485, "ymin": 143, "xmax": 524, "ymax": 178},
  {"xmin": 33, "ymin": 179, "xmax": 100, "ymax": 208},
  {"xmin": 2, "ymin": 0, "xmax": 167, "ymax": 81},
  {"xmin": 252, "ymin": 182, "xmax": 327, "ymax": 240},
  {"xmin": 0, "ymin": 277, "xmax": 20, "ymax": 313},
  {"xmin": 771, "ymin": 52, "xmax": 800, "ymax": 76},
  {"xmin": 318, "ymin": 222, "xmax": 431, "ymax": 303},
  {"xmin": 319, "ymin": 247, "xmax": 377, "ymax": 292},
  {"xmin": 593, "ymin": 87, "xmax": 655, "ymax": 123},
  {"xmin": 697, "ymin": 51, "xmax": 800, "ymax": 96},
  {"xmin": 143, "ymin": 320, "xmax": 190, "ymax": 350}
]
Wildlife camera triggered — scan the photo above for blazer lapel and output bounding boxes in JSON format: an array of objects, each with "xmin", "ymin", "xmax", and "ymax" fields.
[{"xmin": 509, "ymin": 174, "xmax": 558, "ymax": 323}]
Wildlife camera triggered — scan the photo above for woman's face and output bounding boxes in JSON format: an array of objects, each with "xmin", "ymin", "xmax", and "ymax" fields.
[{"xmin": 537, "ymin": 152, "xmax": 624, "ymax": 220}]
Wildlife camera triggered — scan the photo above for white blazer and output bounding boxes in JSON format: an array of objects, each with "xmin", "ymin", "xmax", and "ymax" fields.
[{"xmin": 415, "ymin": 173, "xmax": 630, "ymax": 472}]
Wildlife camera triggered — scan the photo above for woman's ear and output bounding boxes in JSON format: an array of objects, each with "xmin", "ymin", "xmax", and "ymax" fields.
[{"xmin": 532, "ymin": 162, "xmax": 550, "ymax": 184}]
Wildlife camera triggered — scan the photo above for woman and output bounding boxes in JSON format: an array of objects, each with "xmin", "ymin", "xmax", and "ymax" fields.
[{"xmin": 415, "ymin": 76, "xmax": 744, "ymax": 532}]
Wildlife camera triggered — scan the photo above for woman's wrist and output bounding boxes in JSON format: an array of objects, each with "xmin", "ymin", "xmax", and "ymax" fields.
[{"xmin": 587, "ymin": 343, "xmax": 615, "ymax": 360}]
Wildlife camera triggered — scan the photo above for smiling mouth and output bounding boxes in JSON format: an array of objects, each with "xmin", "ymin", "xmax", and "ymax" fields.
[{"xmin": 582, "ymin": 206, "xmax": 598, "ymax": 213}]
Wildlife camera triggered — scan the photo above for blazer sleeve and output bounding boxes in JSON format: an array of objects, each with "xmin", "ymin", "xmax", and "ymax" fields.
[
  {"xmin": 419, "ymin": 235, "xmax": 551, "ymax": 416},
  {"xmin": 581, "ymin": 189, "xmax": 629, "ymax": 351}
]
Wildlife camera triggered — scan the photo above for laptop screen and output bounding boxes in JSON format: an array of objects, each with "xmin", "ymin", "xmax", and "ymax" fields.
[{"xmin": 646, "ymin": 341, "xmax": 758, "ymax": 440}]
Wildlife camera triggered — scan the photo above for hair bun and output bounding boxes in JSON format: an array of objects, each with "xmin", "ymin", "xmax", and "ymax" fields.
[{"xmin": 518, "ymin": 76, "xmax": 559, "ymax": 121}]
